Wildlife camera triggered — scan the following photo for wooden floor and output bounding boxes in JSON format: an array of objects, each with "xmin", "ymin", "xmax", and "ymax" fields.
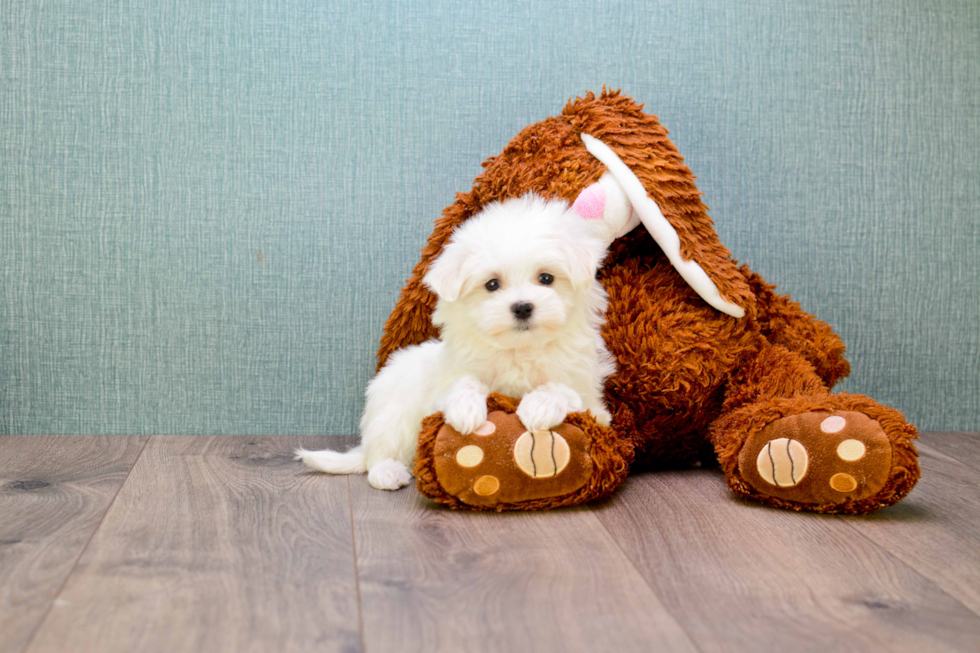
[{"xmin": 1, "ymin": 433, "xmax": 978, "ymax": 653}]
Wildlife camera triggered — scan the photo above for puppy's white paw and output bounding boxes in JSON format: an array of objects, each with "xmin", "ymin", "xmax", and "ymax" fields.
[
  {"xmin": 367, "ymin": 459, "xmax": 412, "ymax": 490},
  {"xmin": 443, "ymin": 398, "xmax": 488, "ymax": 435},
  {"xmin": 593, "ymin": 406, "xmax": 613, "ymax": 427},
  {"xmin": 517, "ymin": 383, "xmax": 584, "ymax": 432},
  {"xmin": 438, "ymin": 375, "xmax": 489, "ymax": 435}
]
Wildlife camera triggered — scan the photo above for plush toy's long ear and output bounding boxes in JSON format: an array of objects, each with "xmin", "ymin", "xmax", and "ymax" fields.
[
  {"xmin": 570, "ymin": 171, "xmax": 641, "ymax": 245},
  {"xmin": 579, "ymin": 133, "xmax": 746, "ymax": 319}
]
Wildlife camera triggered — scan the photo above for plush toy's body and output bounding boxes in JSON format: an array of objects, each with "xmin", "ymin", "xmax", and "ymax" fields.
[{"xmin": 381, "ymin": 91, "xmax": 919, "ymax": 514}]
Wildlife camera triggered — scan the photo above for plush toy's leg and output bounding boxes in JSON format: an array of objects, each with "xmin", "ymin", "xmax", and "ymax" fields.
[
  {"xmin": 415, "ymin": 394, "xmax": 633, "ymax": 511},
  {"xmin": 710, "ymin": 345, "xmax": 919, "ymax": 514},
  {"xmin": 741, "ymin": 265, "xmax": 851, "ymax": 388}
]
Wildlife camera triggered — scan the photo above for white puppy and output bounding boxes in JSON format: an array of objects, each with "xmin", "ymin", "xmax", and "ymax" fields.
[{"xmin": 297, "ymin": 193, "xmax": 615, "ymax": 490}]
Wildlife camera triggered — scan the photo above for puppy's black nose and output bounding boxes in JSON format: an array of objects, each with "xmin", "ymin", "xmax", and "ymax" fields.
[{"xmin": 511, "ymin": 302, "xmax": 534, "ymax": 320}]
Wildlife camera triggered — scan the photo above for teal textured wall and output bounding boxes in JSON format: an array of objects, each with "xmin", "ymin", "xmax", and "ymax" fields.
[{"xmin": 1, "ymin": 0, "xmax": 977, "ymax": 434}]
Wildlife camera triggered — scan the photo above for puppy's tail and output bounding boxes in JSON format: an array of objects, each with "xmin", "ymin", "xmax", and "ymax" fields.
[{"xmin": 295, "ymin": 445, "xmax": 367, "ymax": 475}]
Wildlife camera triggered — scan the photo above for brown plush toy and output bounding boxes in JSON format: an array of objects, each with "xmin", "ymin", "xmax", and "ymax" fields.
[{"xmin": 382, "ymin": 90, "xmax": 919, "ymax": 514}]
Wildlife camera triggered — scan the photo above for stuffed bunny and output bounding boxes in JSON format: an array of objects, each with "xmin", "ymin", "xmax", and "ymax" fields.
[{"xmin": 383, "ymin": 90, "xmax": 919, "ymax": 514}]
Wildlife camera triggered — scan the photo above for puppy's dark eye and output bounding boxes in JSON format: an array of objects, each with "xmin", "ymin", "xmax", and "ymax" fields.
[
  {"xmin": 485, "ymin": 279, "xmax": 500, "ymax": 292},
  {"xmin": 538, "ymin": 273, "xmax": 554, "ymax": 286}
]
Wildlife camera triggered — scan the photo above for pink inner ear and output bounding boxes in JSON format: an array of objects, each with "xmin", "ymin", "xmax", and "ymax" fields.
[{"xmin": 572, "ymin": 183, "xmax": 606, "ymax": 220}]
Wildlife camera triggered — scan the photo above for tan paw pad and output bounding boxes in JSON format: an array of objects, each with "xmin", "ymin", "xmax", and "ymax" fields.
[
  {"xmin": 836, "ymin": 439, "xmax": 866, "ymax": 462},
  {"xmin": 513, "ymin": 430, "xmax": 571, "ymax": 478},
  {"xmin": 473, "ymin": 475, "xmax": 500, "ymax": 496},
  {"xmin": 830, "ymin": 473, "xmax": 858, "ymax": 493},
  {"xmin": 820, "ymin": 415, "xmax": 847, "ymax": 433},
  {"xmin": 755, "ymin": 438, "xmax": 808, "ymax": 487},
  {"xmin": 473, "ymin": 421, "xmax": 496, "ymax": 436},
  {"xmin": 455, "ymin": 445, "xmax": 484, "ymax": 467}
]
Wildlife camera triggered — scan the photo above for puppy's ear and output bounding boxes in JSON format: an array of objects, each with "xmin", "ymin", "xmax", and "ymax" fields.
[
  {"xmin": 423, "ymin": 241, "xmax": 469, "ymax": 302},
  {"xmin": 559, "ymin": 229, "xmax": 607, "ymax": 292}
]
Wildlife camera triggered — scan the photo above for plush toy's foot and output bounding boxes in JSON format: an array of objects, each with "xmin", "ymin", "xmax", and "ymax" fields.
[
  {"xmin": 415, "ymin": 394, "xmax": 632, "ymax": 511},
  {"xmin": 739, "ymin": 410, "xmax": 893, "ymax": 504},
  {"xmin": 713, "ymin": 394, "xmax": 920, "ymax": 514}
]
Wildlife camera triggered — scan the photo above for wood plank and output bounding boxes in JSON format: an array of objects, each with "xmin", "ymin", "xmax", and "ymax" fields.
[
  {"xmin": 0, "ymin": 435, "xmax": 146, "ymax": 653},
  {"xmin": 842, "ymin": 440, "xmax": 980, "ymax": 616},
  {"xmin": 921, "ymin": 432, "xmax": 980, "ymax": 472},
  {"xmin": 591, "ymin": 466, "xmax": 980, "ymax": 652},
  {"xmin": 25, "ymin": 435, "xmax": 362, "ymax": 653},
  {"xmin": 349, "ymin": 477, "xmax": 697, "ymax": 653}
]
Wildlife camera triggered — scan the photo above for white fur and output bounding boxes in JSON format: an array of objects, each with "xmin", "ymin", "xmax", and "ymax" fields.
[{"xmin": 296, "ymin": 194, "xmax": 616, "ymax": 490}]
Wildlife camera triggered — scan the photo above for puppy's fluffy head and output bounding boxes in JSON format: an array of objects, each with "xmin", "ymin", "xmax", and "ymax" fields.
[{"xmin": 423, "ymin": 194, "xmax": 608, "ymax": 349}]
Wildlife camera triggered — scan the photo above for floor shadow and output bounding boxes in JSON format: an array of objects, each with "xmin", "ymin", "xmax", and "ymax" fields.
[{"xmin": 848, "ymin": 498, "xmax": 936, "ymax": 523}]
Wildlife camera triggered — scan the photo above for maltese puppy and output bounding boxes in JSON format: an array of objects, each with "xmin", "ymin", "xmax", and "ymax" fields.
[{"xmin": 297, "ymin": 193, "xmax": 614, "ymax": 490}]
